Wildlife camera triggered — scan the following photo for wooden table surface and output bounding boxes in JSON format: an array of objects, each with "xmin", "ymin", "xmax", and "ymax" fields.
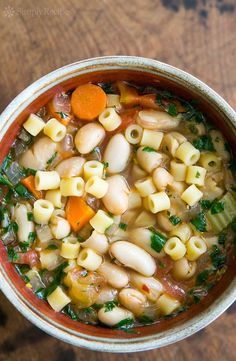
[{"xmin": 0, "ymin": 0, "xmax": 236, "ymax": 360}]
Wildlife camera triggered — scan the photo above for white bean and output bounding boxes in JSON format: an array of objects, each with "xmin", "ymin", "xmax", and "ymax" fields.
[
  {"xmin": 110, "ymin": 241, "xmax": 156, "ymax": 276},
  {"xmin": 136, "ymin": 147, "xmax": 163, "ymax": 173},
  {"xmin": 75, "ymin": 123, "xmax": 105, "ymax": 154},
  {"xmin": 55, "ymin": 156, "xmax": 85, "ymax": 177},
  {"xmin": 129, "ymin": 271, "xmax": 163, "ymax": 301},
  {"xmin": 103, "ymin": 134, "xmax": 131, "ymax": 173},
  {"xmin": 98, "ymin": 306, "xmax": 134, "ymax": 327},
  {"xmin": 102, "ymin": 175, "xmax": 130, "ymax": 215},
  {"xmin": 19, "ymin": 136, "xmax": 57, "ymax": 170},
  {"xmin": 97, "ymin": 261, "xmax": 129, "ymax": 288},
  {"xmin": 137, "ymin": 110, "xmax": 179, "ymax": 130},
  {"xmin": 129, "ymin": 227, "xmax": 165, "ymax": 258},
  {"xmin": 14, "ymin": 204, "xmax": 34, "ymax": 243},
  {"xmin": 119, "ymin": 288, "xmax": 147, "ymax": 316}
]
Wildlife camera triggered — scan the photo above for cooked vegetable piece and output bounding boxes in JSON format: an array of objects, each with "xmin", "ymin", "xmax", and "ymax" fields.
[
  {"xmin": 207, "ymin": 192, "xmax": 236, "ymax": 233},
  {"xmin": 71, "ymin": 84, "xmax": 107, "ymax": 121},
  {"xmin": 21, "ymin": 175, "xmax": 42, "ymax": 199},
  {"xmin": 65, "ymin": 196, "xmax": 95, "ymax": 232}
]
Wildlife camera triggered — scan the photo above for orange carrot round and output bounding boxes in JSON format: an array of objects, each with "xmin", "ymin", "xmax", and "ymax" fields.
[{"xmin": 71, "ymin": 83, "xmax": 107, "ymax": 121}]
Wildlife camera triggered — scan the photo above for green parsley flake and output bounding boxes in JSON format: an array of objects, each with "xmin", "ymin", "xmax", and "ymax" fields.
[
  {"xmin": 104, "ymin": 301, "xmax": 118, "ymax": 313},
  {"xmin": 210, "ymin": 245, "xmax": 226, "ymax": 270},
  {"xmin": 7, "ymin": 248, "xmax": 19, "ymax": 262},
  {"xmin": 142, "ymin": 146, "xmax": 156, "ymax": 152},
  {"xmin": 169, "ymin": 215, "xmax": 181, "ymax": 225},
  {"xmin": 47, "ymin": 152, "xmax": 58, "ymax": 165},
  {"xmin": 195, "ymin": 171, "xmax": 201, "ymax": 178},
  {"xmin": 210, "ymin": 201, "xmax": 224, "ymax": 215},
  {"xmin": 190, "ymin": 212, "xmax": 206, "ymax": 232},
  {"xmin": 167, "ymin": 103, "xmax": 178, "ymax": 116},
  {"xmin": 55, "ymin": 111, "xmax": 68, "ymax": 119},
  {"xmin": 119, "ymin": 223, "xmax": 128, "ymax": 231},
  {"xmin": 193, "ymin": 135, "xmax": 215, "ymax": 151},
  {"xmin": 150, "ymin": 229, "xmax": 167, "ymax": 252}
]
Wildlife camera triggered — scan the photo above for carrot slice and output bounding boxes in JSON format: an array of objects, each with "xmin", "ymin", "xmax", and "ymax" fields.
[
  {"xmin": 65, "ymin": 196, "xmax": 95, "ymax": 232},
  {"xmin": 71, "ymin": 84, "xmax": 107, "ymax": 121},
  {"xmin": 21, "ymin": 175, "xmax": 42, "ymax": 199}
]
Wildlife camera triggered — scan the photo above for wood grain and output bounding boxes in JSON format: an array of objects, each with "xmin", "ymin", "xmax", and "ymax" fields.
[{"xmin": 0, "ymin": 0, "xmax": 236, "ymax": 360}]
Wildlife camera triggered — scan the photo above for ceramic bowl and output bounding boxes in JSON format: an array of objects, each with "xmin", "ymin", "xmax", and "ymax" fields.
[{"xmin": 0, "ymin": 56, "xmax": 236, "ymax": 352}]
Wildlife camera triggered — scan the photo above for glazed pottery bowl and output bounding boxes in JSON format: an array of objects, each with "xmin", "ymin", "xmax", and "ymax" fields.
[{"xmin": 0, "ymin": 56, "xmax": 236, "ymax": 352}]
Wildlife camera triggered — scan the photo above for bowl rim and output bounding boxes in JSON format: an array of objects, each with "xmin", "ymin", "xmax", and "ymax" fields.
[{"xmin": 0, "ymin": 55, "xmax": 236, "ymax": 352}]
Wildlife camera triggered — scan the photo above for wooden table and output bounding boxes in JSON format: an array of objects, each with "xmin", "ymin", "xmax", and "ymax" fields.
[{"xmin": 0, "ymin": 0, "xmax": 236, "ymax": 360}]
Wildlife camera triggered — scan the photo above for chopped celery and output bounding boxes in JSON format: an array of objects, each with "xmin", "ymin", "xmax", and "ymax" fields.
[{"xmin": 207, "ymin": 192, "xmax": 236, "ymax": 233}]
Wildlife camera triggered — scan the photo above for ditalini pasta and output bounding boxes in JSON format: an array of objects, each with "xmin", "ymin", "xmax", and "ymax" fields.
[{"xmin": 1, "ymin": 80, "xmax": 236, "ymax": 330}]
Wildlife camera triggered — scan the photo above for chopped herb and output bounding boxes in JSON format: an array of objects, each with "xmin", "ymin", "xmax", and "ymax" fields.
[
  {"xmin": 23, "ymin": 167, "xmax": 37, "ymax": 176},
  {"xmin": 195, "ymin": 171, "xmax": 200, "ymax": 178},
  {"xmin": 218, "ymin": 232, "xmax": 227, "ymax": 247},
  {"xmin": 210, "ymin": 200, "xmax": 224, "ymax": 215},
  {"xmin": 55, "ymin": 111, "xmax": 68, "ymax": 119},
  {"xmin": 80, "ymin": 270, "xmax": 88, "ymax": 277},
  {"xmin": 138, "ymin": 315, "xmax": 154, "ymax": 325},
  {"xmin": 210, "ymin": 245, "xmax": 226, "ymax": 270},
  {"xmin": 103, "ymin": 161, "xmax": 109, "ymax": 169},
  {"xmin": 107, "ymin": 212, "xmax": 113, "ymax": 218},
  {"xmin": 193, "ymin": 135, "xmax": 215, "ymax": 151},
  {"xmin": 169, "ymin": 215, "xmax": 181, "ymax": 225},
  {"xmin": 28, "ymin": 231, "xmax": 36, "ymax": 243},
  {"xmin": 231, "ymin": 217, "xmax": 236, "ymax": 232},
  {"xmin": 104, "ymin": 301, "xmax": 118, "ymax": 313},
  {"xmin": 27, "ymin": 212, "xmax": 33, "ymax": 221},
  {"xmin": 7, "ymin": 247, "xmax": 19, "ymax": 262},
  {"xmin": 44, "ymin": 261, "xmax": 68, "ymax": 297},
  {"xmin": 47, "ymin": 152, "xmax": 58, "ymax": 165},
  {"xmin": 35, "ymin": 288, "xmax": 46, "ymax": 300},
  {"xmin": 77, "ymin": 235, "xmax": 84, "ymax": 242},
  {"xmin": 142, "ymin": 146, "xmax": 156, "ymax": 152},
  {"xmin": 0, "ymin": 173, "xmax": 13, "ymax": 187},
  {"xmin": 99, "ymin": 83, "xmax": 113, "ymax": 94},
  {"xmin": 189, "ymin": 124, "xmax": 198, "ymax": 135},
  {"xmin": 119, "ymin": 223, "xmax": 128, "ymax": 231},
  {"xmin": 46, "ymin": 244, "xmax": 58, "ymax": 250},
  {"xmin": 231, "ymin": 186, "xmax": 236, "ymax": 192},
  {"xmin": 93, "ymin": 303, "xmax": 103, "ymax": 310},
  {"xmin": 19, "ymin": 241, "xmax": 29, "ymax": 253},
  {"xmin": 188, "ymin": 287, "xmax": 206, "ymax": 303},
  {"xmin": 15, "ymin": 264, "xmax": 30, "ymax": 282},
  {"xmin": 200, "ymin": 199, "xmax": 212, "ymax": 210},
  {"xmin": 62, "ymin": 304, "xmax": 78, "ymax": 320},
  {"xmin": 150, "ymin": 229, "xmax": 167, "ymax": 252},
  {"xmin": 158, "ymin": 260, "xmax": 166, "ymax": 269},
  {"xmin": 167, "ymin": 103, "xmax": 178, "ymax": 116},
  {"xmin": 4, "ymin": 189, "xmax": 14, "ymax": 203},
  {"xmin": 82, "ymin": 307, "xmax": 93, "ymax": 314},
  {"xmin": 190, "ymin": 212, "xmax": 207, "ymax": 232},
  {"xmin": 4, "ymin": 221, "xmax": 19, "ymax": 233},
  {"xmin": 2, "ymin": 154, "xmax": 12, "ymax": 172},
  {"xmin": 196, "ymin": 269, "xmax": 213, "ymax": 285},
  {"xmin": 114, "ymin": 317, "xmax": 134, "ymax": 331},
  {"xmin": 15, "ymin": 184, "xmax": 34, "ymax": 200},
  {"xmin": 155, "ymin": 94, "xmax": 162, "ymax": 106}
]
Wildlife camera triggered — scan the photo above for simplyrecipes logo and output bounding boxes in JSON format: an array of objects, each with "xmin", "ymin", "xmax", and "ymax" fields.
[{"xmin": 3, "ymin": 5, "xmax": 70, "ymax": 18}]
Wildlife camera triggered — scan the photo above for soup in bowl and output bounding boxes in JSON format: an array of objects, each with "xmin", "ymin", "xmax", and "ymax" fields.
[{"xmin": 0, "ymin": 56, "xmax": 236, "ymax": 352}]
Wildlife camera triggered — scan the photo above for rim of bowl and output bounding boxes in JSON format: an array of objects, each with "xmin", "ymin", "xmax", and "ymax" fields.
[{"xmin": 0, "ymin": 56, "xmax": 236, "ymax": 352}]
